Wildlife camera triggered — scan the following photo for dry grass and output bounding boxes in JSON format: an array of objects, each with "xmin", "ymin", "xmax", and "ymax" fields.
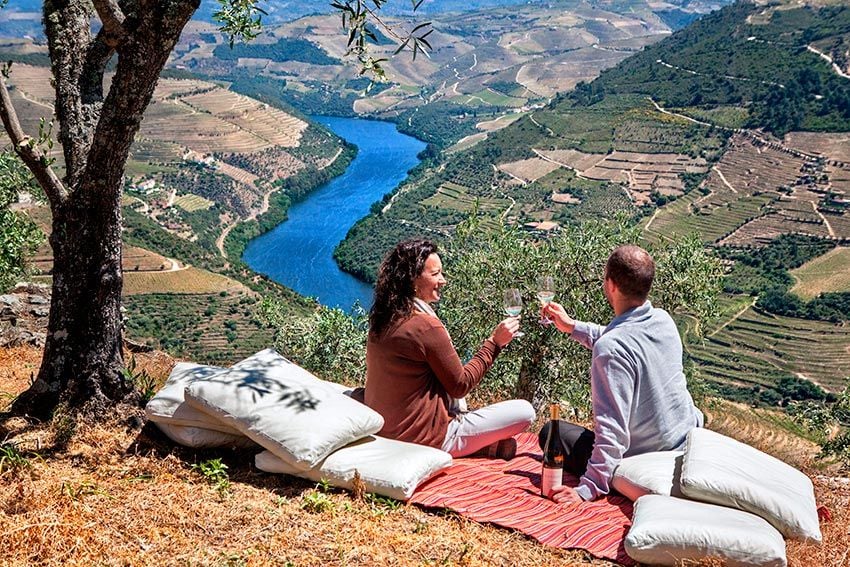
[
  {"xmin": 122, "ymin": 267, "xmax": 248, "ymax": 296},
  {"xmin": 0, "ymin": 347, "xmax": 601, "ymax": 567},
  {"xmin": 1, "ymin": 346, "xmax": 847, "ymax": 566},
  {"xmin": 498, "ymin": 158, "xmax": 561, "ymax": 184},
  {"xmin": 791, "ymin": 247, "xmax": 850, "ymax": 300}
]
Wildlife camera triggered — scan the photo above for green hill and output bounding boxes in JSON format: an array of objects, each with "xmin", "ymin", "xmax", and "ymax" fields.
[
  {"xmin": 589, "ymin": 2, "xmax": 850, "ymax": 135},
  {"xmin": 336, "ymin": 0, "xmax": 850, "ymax": 403}
]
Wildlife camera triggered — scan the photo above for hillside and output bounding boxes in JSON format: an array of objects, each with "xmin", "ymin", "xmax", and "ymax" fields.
[
  {"xmin": 335, "ymin": 0, "xmax": 850, "ymax": 403},
  {"xmin": 0, "ymin": 59, "xmax": 349, "ymax": 364},
  {"xmin": 171, "ymin": 0, "xmax": 733, "ymax": 145},
  {"xmin": 0, "ymin": 342, "xmax": 847, "ymax": 566}
]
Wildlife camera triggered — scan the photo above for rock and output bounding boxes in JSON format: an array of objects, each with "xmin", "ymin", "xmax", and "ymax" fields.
[
  {"xmin": 0, "ymin": 294, "xmax": 21, "ymax": 307},
  {"xmin": 11, "ymin": 282, "xmax": 50, "ymax": 295},
  {"xmin": 0, "ymin": 328, "xmax": 46, "ymax": 348},
  {"xmin": 0, "ymin": 284, "xmax": 50, "ymax": 346}
]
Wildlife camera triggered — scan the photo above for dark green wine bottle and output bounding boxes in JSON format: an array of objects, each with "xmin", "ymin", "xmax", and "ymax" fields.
[{"xmin": 541, "ymin": 402, "xmax": 565, "ymax": 498}]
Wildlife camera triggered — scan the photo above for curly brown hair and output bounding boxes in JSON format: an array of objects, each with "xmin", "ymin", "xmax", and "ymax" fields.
[{"xmin": 369, "ymin": 239, "xmax": 438, "ymax": 339}]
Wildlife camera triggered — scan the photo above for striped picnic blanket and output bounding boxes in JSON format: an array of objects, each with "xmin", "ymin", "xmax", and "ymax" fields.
[{"xmin": 409, "ymin": 432, "xmax": 635, "ymax": 565}]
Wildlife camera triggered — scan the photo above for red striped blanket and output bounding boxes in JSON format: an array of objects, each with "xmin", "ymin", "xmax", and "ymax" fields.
[{"xmin": 410, "ymin": 432, "xmax": 634, "ymax": 565}]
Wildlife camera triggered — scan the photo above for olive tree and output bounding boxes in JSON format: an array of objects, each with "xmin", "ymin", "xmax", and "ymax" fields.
[
  {"xmin": 0, "ymin": 152, "xmax": 43, "ymax": 292},
  {"xmin": 260, "ymin": 216, "xmax": 722, "ymax": 417},
  {"xmin": 439, "ymin": 217, "xmax": 723, "ymax": 412},
  {"xmin": 0, "ymin": 0, "xmax": 427, "ymax": 419}
]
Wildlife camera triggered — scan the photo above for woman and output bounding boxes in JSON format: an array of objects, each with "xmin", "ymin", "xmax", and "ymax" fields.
[{"xmin": 364, "ymin": 239, "xmax": 535, "ymax": 459}]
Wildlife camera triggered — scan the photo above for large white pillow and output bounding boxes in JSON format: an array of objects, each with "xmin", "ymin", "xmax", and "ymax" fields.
[
  {"xmin": 145, "ymin": 362, "xmax": 241, "ymax": 434},
  {"xmin": 625, "ymin": 495, "xmax": 787, "ymax": 567},
  {"xmin": 184, "ymin": 348, "xmax": 384, "ymax": 469},
  {"xmin": 154, "ymin": 422, "xmax": 258, "ymax": 449},
  {"xmin": 255, "ymin": 435, "xmax": 452, "ymax": 501},
  {"xmin": 612, "ymin": 450, "xmax": 683, "ymax": 501},
  {"xmin": 680, "ymin": 428, "xmax": 821, "ymax": 543}
]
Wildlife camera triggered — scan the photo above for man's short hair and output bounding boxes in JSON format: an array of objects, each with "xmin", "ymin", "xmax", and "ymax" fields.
[{"xmin": 605, "ymin": 245, "xmax": 655, "ymax": 301}]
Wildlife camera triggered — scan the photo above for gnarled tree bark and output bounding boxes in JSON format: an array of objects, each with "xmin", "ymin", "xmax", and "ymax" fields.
[{"xmin": 1, "ymin": 0, "xmax": 200, "ymax": 419}]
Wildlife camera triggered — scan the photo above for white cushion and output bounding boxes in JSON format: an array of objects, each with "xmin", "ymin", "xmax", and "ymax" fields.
[
  {"xmin": 255, "ymin": 435, "xmax": 452, "ymax": 501},
  {"xmin": 626, "ymin": 495, "xmax": 787, "ymax": 567},
  {"xmin": 680, "ymin": 428, "xmax": 821, "ymax": 543},
  {"xmin": 184, "ymin": 348, "xmax": 384, "ymax": 469},
  {"xmin": 154, "ymin": 422, "xmax": 258, "ymax": 449},
  {"xmin": 145, "ymin": 362, "xmax": 242, "ymax": 434},
  {"xmin": 612, "ymin": 451, "xmax": 683, "ymax": 501}
]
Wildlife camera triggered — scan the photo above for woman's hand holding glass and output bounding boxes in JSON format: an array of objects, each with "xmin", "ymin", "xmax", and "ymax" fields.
[
  {"xmin": 502, "ymin": 288, "xmax": 525, "ymax": 338},
  {"xmin": 491, "ymin": 316, "xmax": 521, "ymax": 348}
]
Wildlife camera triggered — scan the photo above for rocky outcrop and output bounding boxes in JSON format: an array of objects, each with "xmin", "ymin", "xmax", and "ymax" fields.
[{"xmin": 0, "ymin": 283, "xmax": 50, "ymax": 348}]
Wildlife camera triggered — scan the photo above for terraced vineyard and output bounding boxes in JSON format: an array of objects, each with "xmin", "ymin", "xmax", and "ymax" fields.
[
  {"xmin": 645, "ymin": 190, "xmax": 777, "ymax": 244},
  {"xmin": 791, "ymin": 247, "xmax": 850, "ymax": 300},
  {"xmin": 421, "ymin": 182, "xmax": 511, "ymax": 214},
  {"xmin": 642, "ymin": 134, "xmax": 842, "ymax": 245},
  {"xmin": 704, "ymin": 400, "xmax": 820, "ymax": 467},
  {"xmin": 688, "ymin": 304, "xmax": 850, "ymax": 393},
  {"xmin": 181, "ymin": 88, "xmax": 307, "ymax": 148},
  {"xmin": 122, "ymin": 267, "xmax": 247, "ymax": 296},
  {"xmin": 123, "ymin": 292, "xmax": 275, "ymax": 365},
  {"xmin": 173, "ymin": 194, "xmax": 215, "ymax": 212},
  {"xmin": 497, "ymin": 158, "xmax": 560, "ymax": 184}
]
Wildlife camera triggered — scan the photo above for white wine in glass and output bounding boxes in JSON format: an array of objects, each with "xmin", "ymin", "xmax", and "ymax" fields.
[
  {"xmin": 537, "ymin": 276, "xmax": 555, "ymax": 325},
  {"xmin": 503, "ymin": 288, "xmax": 524, "ymax": 337}
]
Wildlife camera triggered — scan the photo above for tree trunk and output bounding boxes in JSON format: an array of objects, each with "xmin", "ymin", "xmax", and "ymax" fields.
[
  {"xmin": 12, "ymin": 191, "xmax": 136, "ymax": 419},
  {"xmin": 7, "ymin": 1, "xmax": 200, "ymax": 420},
  {"xmin": 515, "ymin": 353, "xmax": 545, "ymax": 407}
]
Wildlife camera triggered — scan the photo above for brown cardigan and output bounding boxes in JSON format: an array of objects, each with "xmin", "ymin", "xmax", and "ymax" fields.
[{"xmin": 364, "ymin": 311, "xmax": 501, "ymax": 449}]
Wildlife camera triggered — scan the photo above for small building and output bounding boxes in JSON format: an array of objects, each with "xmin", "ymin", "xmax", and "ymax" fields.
[{"xmin": 128, "ymin": 179, "xmax": 160, "ymax": 195}]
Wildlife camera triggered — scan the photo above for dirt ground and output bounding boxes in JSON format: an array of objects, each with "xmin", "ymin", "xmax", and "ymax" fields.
[{"xmin": 1, "ymin": 345, "xmax": 848, "ymax": 566}]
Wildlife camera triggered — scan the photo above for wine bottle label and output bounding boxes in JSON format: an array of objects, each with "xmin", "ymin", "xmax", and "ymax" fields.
[{"xmin": 541, "ymin": 466, "xmax": 563, "ymax": 498}]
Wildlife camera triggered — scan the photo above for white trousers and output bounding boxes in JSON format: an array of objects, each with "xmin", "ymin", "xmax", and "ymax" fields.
[{"xmin": 441, "ymin": 399, "xmax": 536, "ymax": 457}]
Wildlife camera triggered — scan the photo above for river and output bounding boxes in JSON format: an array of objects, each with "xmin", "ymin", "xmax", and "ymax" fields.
[{"xmin": 242, "ymin": 116, "xmax": 426, "ymax": 311}]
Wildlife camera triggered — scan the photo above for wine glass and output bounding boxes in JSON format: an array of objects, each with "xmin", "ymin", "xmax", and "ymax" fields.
[
  {"xmin": 503, "ymin": 288, "xmax": 524, "ymax": 337},
  {"xmin": 537, "ymin": 275, "xmax": 555, "ymax": 325}
]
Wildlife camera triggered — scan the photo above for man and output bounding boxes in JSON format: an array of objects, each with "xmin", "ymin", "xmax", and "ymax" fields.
[{"xmin": 540, "ymin": 244, "xmax": 703, "ymax": 503}]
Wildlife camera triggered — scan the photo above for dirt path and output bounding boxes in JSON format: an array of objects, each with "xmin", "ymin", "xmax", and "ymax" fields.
[
  {"xmin": 649, "ymin": 97, "xmax": 710, "ymax": 126},
  {"xmin": 215, "ymin": 184, "xmax": 279, "ymax": 258},
  {"xmin": 655, "ymin": 58, "xmax": 785, "ymax": 89},
  {"xmin": 649, "ymin": 97, "xmax": 823, "ymax": 163},
  {"xmin": 811, "ymin": 200, "xmax": 836, "ymax": 237},
  {"xmin": 806, "ymin": 45, "xmax": 850, "ymax": 80},
  {"xmin": 712, "ymin": 166, "xmax": 739, "ymax": 194},
  {"xmin": 319, "ymin": 148, "xmax": 343, "ymax": 171},
  {"xmin": 528, "ymin": 114, "xmax": 554, "ymax": 137},
  {"xmin": 127, "ymin": 196, "xmax": 149, "ymax": 214},
  {"xmin": 164, "ymin": 257, "xmax": 187, "ymax": 272},
  {"xmin": 644, "ymin": 208, "xmax": 660, "ymax": 231},
  {"xmin": 531, "ymin": 148, "xmax": 590, "ymax": 179},
  {"xmin": 14, "ymin": 88, "xmax": 54, "ymax": 112},
  {"xmin": 709, "ymin": 297, "xmax": 757, "ymax": 338}
]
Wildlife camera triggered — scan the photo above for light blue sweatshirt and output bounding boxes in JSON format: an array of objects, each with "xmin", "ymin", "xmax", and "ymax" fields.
[{"xmin": 570, "ymin": 301, "xmax": 704, "ymax": 501}]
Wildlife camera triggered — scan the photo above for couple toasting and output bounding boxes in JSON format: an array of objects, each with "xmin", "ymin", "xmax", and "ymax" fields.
[{"xmin": 364, "ymin": 239, "xmax": 703, "ymax": 503}]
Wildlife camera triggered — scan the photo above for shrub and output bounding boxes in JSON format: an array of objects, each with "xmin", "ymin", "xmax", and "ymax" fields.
[
  {"xmin": 440, "ymin": 215, "xmax": 722, "ymax": 411},
  {"xmin": 0, "ymin": 152, "xmax": 44, "ymax": 292},
  {"xmin": 261, "ymin": 301, "xmax": 368, "ymax": 385}
]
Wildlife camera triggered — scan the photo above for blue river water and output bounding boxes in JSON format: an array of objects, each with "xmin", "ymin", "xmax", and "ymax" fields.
[{"xmin": 242, "ymin": 116, "xmax": 426, "ymax": 311}]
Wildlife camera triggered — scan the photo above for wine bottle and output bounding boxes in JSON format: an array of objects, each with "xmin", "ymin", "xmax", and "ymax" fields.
[{"xmin": 541, "ymin": 402, "xmax": 566, "ymax": 498}]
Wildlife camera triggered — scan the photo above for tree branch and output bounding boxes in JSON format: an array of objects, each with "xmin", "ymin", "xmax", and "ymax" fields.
[
  {"xmin": 80, "ymin": 29, "xmax": 115, "ymax": 110},
  {"xmin": 0, "ymin": 74, "xmax": 68, "ymax": 205},
  {"xmin": 91, "ymin": 0, "xmax": 127, "ymax": 46}
]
